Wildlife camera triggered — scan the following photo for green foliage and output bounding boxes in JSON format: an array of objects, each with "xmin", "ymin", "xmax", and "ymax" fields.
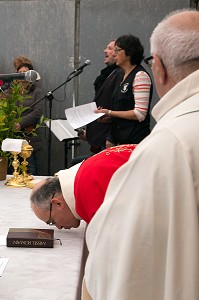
[{"xmin": 0, "ymin": 82, "xmax": 47, "ymax": 160}]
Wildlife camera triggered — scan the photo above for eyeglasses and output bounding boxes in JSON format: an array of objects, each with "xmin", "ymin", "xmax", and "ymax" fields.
[
  {"xmin": 114, "ymin": 47, "xmax": 123, "ymax": 53},
  {"xmin": 144, "ymin": 55, "xmax": 154, "ymax": 69},
  {"xmin": 46, "ymin": 193, "xmax": 55, "ymax": 226}
]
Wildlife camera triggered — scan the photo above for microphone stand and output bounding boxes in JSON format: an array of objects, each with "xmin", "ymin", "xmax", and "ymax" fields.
[{"xmin": 29, "ymin": 68, "xmax": 84, "ymax": 176}]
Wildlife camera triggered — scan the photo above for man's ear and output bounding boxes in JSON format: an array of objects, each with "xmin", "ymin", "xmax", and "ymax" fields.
[
  {"xmin": 153, "ymin": 54, "xmax": 167, "ymax": 85},
  {"xmin": 51, "ymin": 195, "xmax": 65, "ymax": 209}
]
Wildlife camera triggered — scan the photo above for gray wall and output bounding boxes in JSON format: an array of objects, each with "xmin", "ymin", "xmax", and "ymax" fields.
[
  {"xmin": 0, "ymin": 0, "xmax": 189, "ymax": 175},
  {"xmin": 0, "ymin": 0, "xmax": 76, "ymax": 175},
  {"xmin": 79, "ymin": 0, "xmax": 189, "ymax": 126}
]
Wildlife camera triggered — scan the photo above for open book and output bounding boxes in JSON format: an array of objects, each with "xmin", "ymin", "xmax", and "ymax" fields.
[{"xmin": 46, "ymin": 119, "xmax": 78, "ymax": 141}]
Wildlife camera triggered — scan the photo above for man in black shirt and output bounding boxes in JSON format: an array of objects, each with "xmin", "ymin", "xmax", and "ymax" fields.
[{"xmin": 78, "ymin": 40, "xmax": 123, "ymax": 153}]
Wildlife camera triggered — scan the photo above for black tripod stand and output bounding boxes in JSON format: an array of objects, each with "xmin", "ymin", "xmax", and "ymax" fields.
[{"xmin": 29, "ymin": 66, "xmax": 89, "ymax": 175}]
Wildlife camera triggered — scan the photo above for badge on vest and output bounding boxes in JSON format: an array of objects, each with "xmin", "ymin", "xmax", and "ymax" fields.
[{"xmin": 121, "ymin": 83, "xmax": 129, "ymax": 93}]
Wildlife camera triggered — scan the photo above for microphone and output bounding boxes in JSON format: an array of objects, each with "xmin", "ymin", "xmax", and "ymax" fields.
[
  {"xmin": 75, "ymin": 59, "xmax": 91, "ymax": 72},
  {"xmin": 68, "ymin": 60, "xmax": 91, "ymax": 78},
  {"xmin": 0, "ymin": 70, "xmax": 38, "ymax": 83}
]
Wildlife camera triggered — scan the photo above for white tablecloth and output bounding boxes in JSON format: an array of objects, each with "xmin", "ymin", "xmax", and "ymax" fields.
[{"xmin": 0, "ymin": 176, "xmax": 86, "ymax": 300}]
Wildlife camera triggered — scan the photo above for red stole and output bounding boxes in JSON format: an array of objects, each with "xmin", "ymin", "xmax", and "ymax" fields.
[{"xmin": 74, "ymin": 144, "xmax": 136, "ymax": 223}]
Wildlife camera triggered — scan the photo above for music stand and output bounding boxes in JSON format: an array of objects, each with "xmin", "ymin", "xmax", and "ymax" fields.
[
  {"xmin": 46, "ymin": 119, "xmax": 79, "ymax": 168},
  {"xmin": 29, "ymin": 67, "xmax": 86, "ymax": 175}
]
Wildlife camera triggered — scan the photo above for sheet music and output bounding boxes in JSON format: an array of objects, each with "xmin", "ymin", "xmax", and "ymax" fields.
[
  {"xmin": 65, "ymin": 102, "xmax": 105, "ymax": 129},
  {"xmin": 46, "ymin": 119, "xmax": 78, "ymax": 141}
]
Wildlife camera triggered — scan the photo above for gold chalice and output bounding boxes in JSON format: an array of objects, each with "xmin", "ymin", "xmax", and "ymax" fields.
[
  {"xmin": 19, "ymin": 144, "xmax": 34, "ymax": 182},
  {"xmin": 5, "ymin": 151, "xmax": 26, "ymax": 187}
]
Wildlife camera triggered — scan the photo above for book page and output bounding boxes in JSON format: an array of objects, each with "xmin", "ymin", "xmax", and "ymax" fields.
[
  {"xmin": 65, "ymin": 102, "xmax": 105, "ymax": 129},
  {"xmin": 46, "ymin": 119, "xmax": 78, "ymax": 141}
]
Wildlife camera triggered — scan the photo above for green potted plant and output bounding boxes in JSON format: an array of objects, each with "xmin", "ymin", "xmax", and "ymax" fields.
[{"xmin": 0, "ymin": 82, "xmax": 45, "ymax": 180}]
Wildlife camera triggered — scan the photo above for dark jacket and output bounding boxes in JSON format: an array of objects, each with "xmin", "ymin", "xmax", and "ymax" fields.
[
  {"xmin": 16, "ymin": 83, "xmax": 45, "ymax": 151},
  {"xmin": 86, "ymin": 65, "xmax": 123, "ymax": 150}
]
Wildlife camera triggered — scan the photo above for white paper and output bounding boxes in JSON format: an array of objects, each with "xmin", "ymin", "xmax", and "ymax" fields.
[
  {"xmin": 1, "ymin": 138, "xmax": 28, "ymax": 152},
  {"xmin": 0, "ymin": 258, "xmax": 9, "ymax": 277},
  {"xmin": 0, "ymin": 235, "xmax": 6, "ymax": 246},
  {"xmin": 65, "ymin": 102, "xmax": 105, "ymax": 129},
  {"xmin": 46, "ymin": 119, "xmax": 78, "ymax": 141}
]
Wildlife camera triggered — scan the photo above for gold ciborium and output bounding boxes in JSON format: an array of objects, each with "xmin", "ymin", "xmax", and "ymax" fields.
[
  {"xmin": 5, "ymin": 151, "xmax": 26, "ymax": 187},
  {"xmin": 19, "ymin": 144, "xmax": 34, "ymax": 183}
]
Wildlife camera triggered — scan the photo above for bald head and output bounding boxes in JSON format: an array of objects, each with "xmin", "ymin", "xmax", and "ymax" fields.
[
  {"xmin": 168, "ymin": 10, "xmax": 199, "ymax": 30},
  {"xmin": 30, "ymin": 177, "xmax": 80, "ymax": 230},
  {"xmin": 150, "ymin": 9, "xmax": 199, "ymax": 84},
  {"xmin": 30, "ymin": 177, "xmax": 62, "ymax": 209}
]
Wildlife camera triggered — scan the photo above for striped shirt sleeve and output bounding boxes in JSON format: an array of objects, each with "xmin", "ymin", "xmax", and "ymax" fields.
[{"xmin": 133, "ymin": 71, "xmax": 151, "ymax": 122}]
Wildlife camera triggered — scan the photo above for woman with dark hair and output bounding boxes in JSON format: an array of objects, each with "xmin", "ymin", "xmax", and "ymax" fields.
[
  {"xmin": 95, "ymin": 34, "xmax": 153, "ymax": 145},
  {"xmin": 14, "ymin": 62, "xmax": 44, "ymax": 175}
]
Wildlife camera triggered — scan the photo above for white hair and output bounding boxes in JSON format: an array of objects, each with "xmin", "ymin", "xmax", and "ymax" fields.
[{"xmin": 150, "ymin": 10, "xmax": 199, "ymax": 82}]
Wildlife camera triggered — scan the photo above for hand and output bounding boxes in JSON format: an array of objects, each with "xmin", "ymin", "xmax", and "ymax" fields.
[
  {"xmin": 94, "ymin": 106, "xmax": 111, "ymax": 116},
  {"xmin": 77, "ymin": 129, "xmax": 86, "ymax": 141},
  {"xmin": 14, "ymin": 122, "xmax": 21, "ymax": 130},
  {"xmin": 106, "ymin": 140, "xmax": 115, "ymax": 148}
]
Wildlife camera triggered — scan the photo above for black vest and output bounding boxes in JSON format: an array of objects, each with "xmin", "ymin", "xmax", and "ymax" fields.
[
  {"xmin": 86, "ymin": 67, "xmax": 123, "ymax": 148},
  {"xmin": 110, "ymin": 65, "xmax": 153, "ymax": 144}
]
